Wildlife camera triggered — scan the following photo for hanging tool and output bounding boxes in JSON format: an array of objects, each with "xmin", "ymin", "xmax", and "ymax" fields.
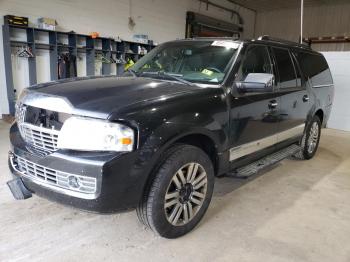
[{"xmin": 17, "ymin": 46, "xmax": 34, "ymax": 58}]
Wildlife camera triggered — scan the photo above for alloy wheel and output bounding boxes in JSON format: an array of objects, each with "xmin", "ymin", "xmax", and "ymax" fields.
[
  {"xmin": 164, "ymin": 162, "xmax": 208, "ymax": 226},
  {"xmin": 307, "ymin": 122, "xmax": 319, "ymax": 154}
]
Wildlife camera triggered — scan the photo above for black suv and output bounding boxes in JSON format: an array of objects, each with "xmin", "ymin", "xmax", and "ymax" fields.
[{"xmin": 7, "ymin": 37, "xmax": 334, "ymax": 238}]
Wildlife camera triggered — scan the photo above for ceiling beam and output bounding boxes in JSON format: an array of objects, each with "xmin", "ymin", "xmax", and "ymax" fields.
[
  {"xmin": 197, "ymin": 0, "xmax": 244, "ymax": 24},
  {"xmin": 225, "ymin": 0, "xmax": 257, "ymax": 13}
]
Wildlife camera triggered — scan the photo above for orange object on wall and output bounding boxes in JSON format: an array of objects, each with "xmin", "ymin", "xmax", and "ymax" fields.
[{"xmin": 89, "ymin": 32, "xmax": 100, "ymax": 38}]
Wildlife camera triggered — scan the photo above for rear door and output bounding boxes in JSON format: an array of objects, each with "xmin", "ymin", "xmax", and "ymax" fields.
[{"xmin": 271, "ymin": 47, "xmax": 311, "ymax": 144}]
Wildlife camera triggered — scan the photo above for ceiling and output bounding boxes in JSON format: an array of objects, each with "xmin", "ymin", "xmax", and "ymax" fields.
[{"xmin": 228, "ymin": 0, "xmax": 350, "ymax": 12}]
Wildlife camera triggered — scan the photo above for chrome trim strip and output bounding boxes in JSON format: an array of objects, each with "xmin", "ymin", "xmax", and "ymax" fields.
[
  {"xmin": 229, "ymin": 124, "xmax": 305, "ymax": 161},
  {"xmin": 229, "ymin": 135, "xmax": 276, "ymax": 161},
  {"xmin": 276, "ymin": 124, "xmax": 305, "ymax": 143},
  {"xmin": 312, "ymin": 84, "xmax": 334, "ymax": 88},
  {"xmin": 9, "ymin": 153, "xmax": 98, "ymax": 200}
]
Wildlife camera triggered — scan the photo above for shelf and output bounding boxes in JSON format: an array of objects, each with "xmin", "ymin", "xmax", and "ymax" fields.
[
  {"xmin": 57, "ymin": 44, "xmax": 75, "ymax": 48},
  {"xmin": 3, "ymin": 21, "xmax": 156, "ymax": 115},
  {"xmin": 35, "ymin": 42, "xmax": 56, "ymax": 47},
  {"xmin": 10, "ymin": 40, "xmax": 34, "ymax": 44},
  {"xmin": 35, "ymin": 27, "xmax": 57, "ymax": 33},
  {"xmin": 8, "ymin": 24, "xmax": 28, "ymax": 30}
]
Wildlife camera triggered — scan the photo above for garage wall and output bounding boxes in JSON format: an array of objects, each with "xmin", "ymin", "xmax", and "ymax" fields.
[
  {"xmin": 255, "ymin": 3, "xmax": 350, "ymax": 52},
  {"xmin": 0, "ymin": 0, "xmax": 255, "ymax": 116},
  {"xmin": 322, "ymin": 52, "xmax": 350, "ymax": 131}
]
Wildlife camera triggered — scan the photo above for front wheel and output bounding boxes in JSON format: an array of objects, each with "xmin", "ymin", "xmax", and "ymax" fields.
[
  {"xmin": 137, "ymin": 144, "xmax": 214, "ymax": 238},
  {"xmin": 294, "ymin": 115, "xmax": 321, "ymax": 160}
]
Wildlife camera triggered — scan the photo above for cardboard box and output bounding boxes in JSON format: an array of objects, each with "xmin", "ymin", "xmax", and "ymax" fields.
[
  {"xmin": 5, "ymin": 15, "xmax": 29, "ymax": 27},
  {"xmin": 133, "ymin": 34, "xmax": 149, "ymax": 44},
  {"xmin": 38, "ymin": 17, "xmax": 57, "ymax": 31}
]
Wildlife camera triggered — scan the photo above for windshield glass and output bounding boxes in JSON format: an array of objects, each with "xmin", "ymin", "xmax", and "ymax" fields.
[{"xmin": 131, "ymin": 40, "xmax": 240, "ymax": 84}]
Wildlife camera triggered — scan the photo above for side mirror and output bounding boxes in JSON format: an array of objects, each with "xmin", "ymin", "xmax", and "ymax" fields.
[{"xmin": 236, "ymin": 73, "xmax": 274, "ymax": 93}]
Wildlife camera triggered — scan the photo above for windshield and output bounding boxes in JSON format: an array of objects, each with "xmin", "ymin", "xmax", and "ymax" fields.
[{"xmin": 130, "ymin": 40, "xmax": 240, "ymax": 84}]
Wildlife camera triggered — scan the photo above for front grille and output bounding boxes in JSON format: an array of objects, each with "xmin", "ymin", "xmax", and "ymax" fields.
[
  {"xmin": 20, "ymin": 123, "xmax": 59, "ymax": 153},
  {"xmin": 12, "ymin": 154, "xmax": 97, "ymax": 196},
  {"xmin": 15, "ymin": 103, "xmax": 64, "ymax": 155},
  {"xmin": 15, "ymin": 103, "xmax": 26, "ymax": 124}
]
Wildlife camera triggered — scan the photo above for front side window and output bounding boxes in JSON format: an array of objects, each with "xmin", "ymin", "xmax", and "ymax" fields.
[
  {"xmin": 272, "ymin": 48, "xmax": 297, "ymax": 89},
  {"xmin": 235, "ymin": 45, "xmax": 273, "ymax": 82},
  {"xmin": 131, "ymin": 40, "xmax": 240, "ymax": 84}
]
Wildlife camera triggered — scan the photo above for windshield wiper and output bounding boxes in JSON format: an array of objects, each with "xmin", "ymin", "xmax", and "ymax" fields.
[
  {"xmin": 161, "ymin": 72, "xmax": 194, "ymax": 86},
  {"xmin": 139, "ymin": 71, "xmax": 193, "ymax": 86}
]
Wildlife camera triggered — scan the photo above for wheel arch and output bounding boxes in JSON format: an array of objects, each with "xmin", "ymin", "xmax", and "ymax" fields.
[
  {"xmin": 315, "ymin": 108, "xmax": 324, "ymax": 125},
  {"xmin": 173, "ymin": 133, "xmax": 219, "ymax": 176},
  {"xmin": 138, "ymin": 130, "xmax": 222, "ymax": 204}
]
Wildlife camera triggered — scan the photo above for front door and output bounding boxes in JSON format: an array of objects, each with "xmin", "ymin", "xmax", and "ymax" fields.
[{"xmin": 229, "ymin": 44, "xmax": 281, "ymax": 168}]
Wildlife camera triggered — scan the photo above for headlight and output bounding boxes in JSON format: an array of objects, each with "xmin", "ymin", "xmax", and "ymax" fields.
[{"xmin": 57, "ymin": 117, "xmax": 135, "ymax": 152}]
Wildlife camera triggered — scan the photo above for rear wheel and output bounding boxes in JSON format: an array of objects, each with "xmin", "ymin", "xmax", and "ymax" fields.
[
  {"xmin": 294, "ymin": 115, "xmax": 321, "ymax": 160},
  {"xmin": 137, "ymin": 144, "xmax": 214, "ymax": 238}
]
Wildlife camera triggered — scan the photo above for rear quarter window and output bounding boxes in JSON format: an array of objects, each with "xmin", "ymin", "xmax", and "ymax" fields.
[{"xmin": 294, "ymin": 51, "xmax": 333, "ymax": 87}]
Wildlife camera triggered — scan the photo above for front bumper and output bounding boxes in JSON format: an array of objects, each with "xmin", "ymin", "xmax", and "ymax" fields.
[{"xmin": 8, "ymin": 123, "xmax": 150, "ymax": 213}]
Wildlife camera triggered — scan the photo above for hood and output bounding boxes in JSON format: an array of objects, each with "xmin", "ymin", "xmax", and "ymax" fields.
[{"xmin": 24, "ymin": 76, "xmax": 202, "ymax": 119}]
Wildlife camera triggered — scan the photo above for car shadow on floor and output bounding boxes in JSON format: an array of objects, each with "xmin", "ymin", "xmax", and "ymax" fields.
[{"xmin": 213, "ymin": 164, "xmax": 280, "ymax": 197}]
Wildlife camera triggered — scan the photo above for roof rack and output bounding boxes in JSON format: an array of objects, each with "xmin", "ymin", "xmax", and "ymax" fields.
[
  {"xmin": 257, "ymin": 35, "xmax": 311, "ymax": 49},
  {"xmin": 190, "ymin": 36, "xmax": 240, "ymax": 40}
]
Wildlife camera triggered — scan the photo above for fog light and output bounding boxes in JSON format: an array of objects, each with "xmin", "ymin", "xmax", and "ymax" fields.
[{"xmin": 68, "ymin": 176, "xmax": 81, "ymax": 189}]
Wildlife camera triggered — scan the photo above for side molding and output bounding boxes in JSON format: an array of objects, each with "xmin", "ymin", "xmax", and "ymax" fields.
[{"xmin": 229, "ymin": 124, "xmax": 305, "ymax": 161}]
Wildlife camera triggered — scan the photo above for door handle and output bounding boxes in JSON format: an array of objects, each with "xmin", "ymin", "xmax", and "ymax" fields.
[
  {"xmin": 303, "ymin": 95, "xmax": 309, "ymax": 102},
  {"xmin": 268, "ymin": 100, "xmax": 278, "ymax": 109}
]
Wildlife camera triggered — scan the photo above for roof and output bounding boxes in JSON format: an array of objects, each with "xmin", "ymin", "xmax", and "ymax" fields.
[{"xmin": 171, "ymin": 37, "xmax": 320, "ymax": 54}]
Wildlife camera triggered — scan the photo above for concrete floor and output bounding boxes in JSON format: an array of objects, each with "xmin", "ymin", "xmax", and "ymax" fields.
[{"xmin": 1, "ymin": 120, "xmax": 350, "ymax": 262}]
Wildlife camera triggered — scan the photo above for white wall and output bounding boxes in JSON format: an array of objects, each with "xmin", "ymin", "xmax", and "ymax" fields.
[
  {"xmin": 322, "ymin": 52, "xmax": 350, "ymax": 132},
  {"xmin": 0, "ymin": 0, "xmax": 255, "ymax": 115},
  {"xmin": 0, "ymin": 23, "xmax": 6, "ymax": 119},
  {"xmin": 255, "ymin": 3, "xmax": 350, "ymax": 52}
]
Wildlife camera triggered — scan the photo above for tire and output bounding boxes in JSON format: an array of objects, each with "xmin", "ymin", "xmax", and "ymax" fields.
[
  {"xmin": 136, "ymin": 144, "xmax": 214, "ymax": 238},
  {"xmin": 294, "ymin": 115, "xmax": 321, "ymax": 160}
]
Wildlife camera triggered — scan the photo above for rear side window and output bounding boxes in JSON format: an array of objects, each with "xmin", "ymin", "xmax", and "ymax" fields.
[
  {"xmin": 294, "ymin": 51, "xmax": 333, "ymax": 86},
  {"xmin": 291, "ymin": 54, "xmax": 303, "ymax": 87},
  {"xmin": 272, "ymin": 48, "xmax": 297, "ymax": 89}
]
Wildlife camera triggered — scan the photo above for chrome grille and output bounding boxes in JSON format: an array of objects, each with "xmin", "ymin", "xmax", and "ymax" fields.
[
  {"xmin": 15, "ymin": 103, "xmax": 60, "ymax": 154},
  {"xmin": 11, "ymin": 154, "xmax": 97, "ymax": 196},
  {"xmin": 15, "ymin": 103, "xmax": 26, "ymax": 125},
  {"xmin": 20, "ymin": 123, "xmax": 59, "ymax": 153}
]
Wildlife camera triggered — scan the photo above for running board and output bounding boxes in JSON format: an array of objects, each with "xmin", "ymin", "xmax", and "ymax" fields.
[{"xmin": 227, "ymin": 144, "xmax": 301, "ymax": 178}]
